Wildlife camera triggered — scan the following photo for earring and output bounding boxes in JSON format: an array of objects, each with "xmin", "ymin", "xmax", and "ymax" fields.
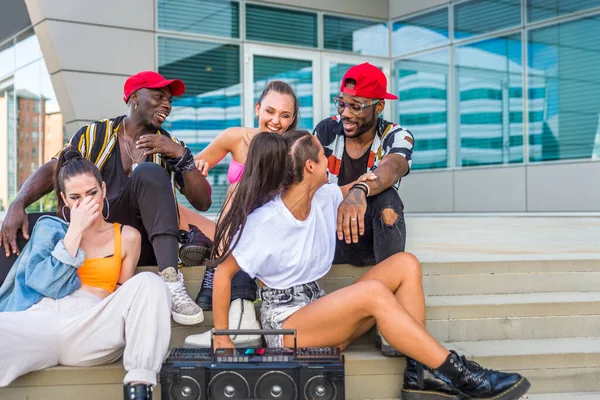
[
  {"xmin": 62, "ymin": 205, "xmax": 70, "ymax": 222},
  {"xmin": 134, "ymin": 103, "xmax": 138, "ymax": 110},
  {"xmin": 102, "ymin": 198, "xmax": 110, "ymax": 220}
]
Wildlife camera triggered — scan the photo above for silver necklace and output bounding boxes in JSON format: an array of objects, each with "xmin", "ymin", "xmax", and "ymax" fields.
[{"xmin": 121, "ymin": 119, "xmax": 145, "ymax": 171}]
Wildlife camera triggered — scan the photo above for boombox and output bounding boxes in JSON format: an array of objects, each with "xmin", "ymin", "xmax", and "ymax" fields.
[{"xmin": 160, "ymin": 329, "xmax": 345, "ymax": 400}]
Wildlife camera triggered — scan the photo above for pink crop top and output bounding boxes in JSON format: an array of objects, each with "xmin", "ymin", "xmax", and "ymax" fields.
[{"xmin": 227, "ymin": 159, "xmax": 245, "ymax": 184}]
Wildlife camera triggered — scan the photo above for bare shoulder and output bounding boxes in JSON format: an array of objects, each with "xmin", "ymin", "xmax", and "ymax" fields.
[{"xmin": 121, "ymin": 225, "xmax": 141, "ymax": 246}]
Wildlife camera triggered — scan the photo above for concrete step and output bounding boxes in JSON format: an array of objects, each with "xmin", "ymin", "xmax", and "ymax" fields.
[
  {"xmin": 156, "ymin": 260, "xmax": 600, "ymax": 298},
  {"xmin": 527, "ymin": 393, "xmax": 600, "ymax": 399},
  {"xmin": 3, "ymin": 337, "xmax": 600, "ymax": 399}
]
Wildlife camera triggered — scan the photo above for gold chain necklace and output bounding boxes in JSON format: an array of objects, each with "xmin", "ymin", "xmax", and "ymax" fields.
[{"xmin": 121, "ymin": 119, "xmax": 145, "ymax": 171}]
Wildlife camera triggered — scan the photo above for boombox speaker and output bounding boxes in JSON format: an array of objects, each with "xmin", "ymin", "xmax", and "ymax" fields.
[{"xmin": 160, "ymin": 329, "xmax": 345, "ymax": 400}]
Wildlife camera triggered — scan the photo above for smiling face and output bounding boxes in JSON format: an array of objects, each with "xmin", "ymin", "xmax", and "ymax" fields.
[
  {"xmin": 60, "ymin": 173, "xmax": 106, "ymax": 214},
  {"xmin": 255, "ymin": 91, "xmax": 296, "ymax": 134},
  {"xmin": 131, "ymin": 87, "xmax": 172, "ymax": 130},
  {"xmin": 338, "ymin": 81, "xmax": 384, "ymax": 139}
]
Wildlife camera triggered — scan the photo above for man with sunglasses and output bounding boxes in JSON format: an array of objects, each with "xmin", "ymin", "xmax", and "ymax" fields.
[{"xmin": 313, "ymin": 62, "xmax": 417, "ymax": 354}]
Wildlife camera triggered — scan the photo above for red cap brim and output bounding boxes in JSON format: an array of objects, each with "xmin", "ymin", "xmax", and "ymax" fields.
[{"xmin": 146, "ymin": 78, "xmax": 186, "ymax": 97}]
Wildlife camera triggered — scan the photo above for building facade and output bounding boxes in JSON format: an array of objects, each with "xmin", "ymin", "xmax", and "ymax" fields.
[{"xmin": 2, "ymin": 0, "xmax": 600, "ymax": 213}]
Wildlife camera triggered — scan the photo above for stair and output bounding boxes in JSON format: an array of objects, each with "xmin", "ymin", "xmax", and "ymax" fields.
[{"xmin": 2, "ymin": 258, "xmax": 600, "ymax": 399}]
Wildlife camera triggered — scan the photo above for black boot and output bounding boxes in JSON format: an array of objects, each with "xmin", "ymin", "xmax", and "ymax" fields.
[
  {"xmin": 435, "ymin": 351, "xmax": 531, "ymax": 400},
  {"xmin": 179, "ymin": 224, "xmax": 212, "ymax": 267},
  {"xmin": 401, "ymin": 358, "xmax": 460, "ymax": 400},
  {"xmin": 123, "ymin": 383, "xmax": 152, "ymax": 400},
  {"xmin": 195, "ymin": 266, "xmax": 215, "ymax": 311}
]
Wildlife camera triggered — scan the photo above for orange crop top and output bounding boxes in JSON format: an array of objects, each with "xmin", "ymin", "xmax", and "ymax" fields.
[{"xmin": 77, "ymin": 223, "xmax": 122, "ymax": 293}]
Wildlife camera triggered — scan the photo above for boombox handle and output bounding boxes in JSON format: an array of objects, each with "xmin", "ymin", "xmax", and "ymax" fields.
[{"xmin": 211, "ymin": 329, "xmax": 297, "ymax": 354}]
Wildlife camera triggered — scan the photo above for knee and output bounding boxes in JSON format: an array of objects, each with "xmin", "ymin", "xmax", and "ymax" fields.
[
  {"xmin": 391, "ymin": 252, "xmax": 421, "ymax": 278},
  {"xmin": 131, "ymin": 163, "xmax": 170, "ymax": 187},
  {"xmin": 359, "ymin": 280, "xmax": 395, "ymax": 308},
  {"xmin": 382, "ymin": 208, "xmax": 399, "ymax": 226},
  {"xmin": 130, "ymin": 272, "xmax": 169, "ymax": 298}
]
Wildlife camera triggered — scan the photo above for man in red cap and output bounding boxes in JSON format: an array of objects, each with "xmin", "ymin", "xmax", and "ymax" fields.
[
  {"xmin": 313, "ymin": 62, "xmax": 416, "ymax": 334},
  {"xmin": 1, "ymin": 71, "xmax": 210, "ymax": 329}
]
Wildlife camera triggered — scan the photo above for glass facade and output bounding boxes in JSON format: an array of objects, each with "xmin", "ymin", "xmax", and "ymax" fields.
[
  {"xmin": 246, "ymin": 4, "xmax": 317, "ymax": 47},
  {"xmin": 392, "ymin": 0, "xmax": 600, "ymax": 169},
  {"xmin": 0, "ymin": 30, "xmax": 62, "ymax": 213},
  {"xmin": 323, "ymin": 15, "xmax": 388, "ymax": 56}
]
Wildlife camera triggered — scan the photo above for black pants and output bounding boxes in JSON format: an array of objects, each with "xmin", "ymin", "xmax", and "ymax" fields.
[
  {"xmin": 106, "ymin": 163, "xmax": 180, "ymax": 268},
  {"xmin": 333, "ymin": 187, "xmax": 406, "ymax": 266},
  {"xmin": 0, "ymin": 163, "xmax": 180, "ymax": 285}
]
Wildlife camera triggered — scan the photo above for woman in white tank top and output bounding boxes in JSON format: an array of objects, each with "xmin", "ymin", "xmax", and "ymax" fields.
[{"xmin": 204, "ymin": 131, "xmax": 530, "ymax": 400}]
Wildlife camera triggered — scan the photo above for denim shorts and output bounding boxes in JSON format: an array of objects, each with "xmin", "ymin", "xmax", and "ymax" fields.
[{"xmin": 259, "ymin": 281, "xmax": 326, "ymax": 348}]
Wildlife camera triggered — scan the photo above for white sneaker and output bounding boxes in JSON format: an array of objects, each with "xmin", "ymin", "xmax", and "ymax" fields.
[
  {"xmin": 376, "ymin": 327, "xmax": 404, "ymax": 357},
  {"xmin": 184, "ymin": 299, "xmax": 262, "ymax": 348},
  {"xmin": 159, "ymin": 267, "xmax": 204, "ymax": 325}
]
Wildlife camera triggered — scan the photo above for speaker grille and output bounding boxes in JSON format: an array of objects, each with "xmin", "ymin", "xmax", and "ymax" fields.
[
  {"xmin": 255, "ymin": 371, "xmax": 297, "ymax": 400},
  {"xmin": 169, "ymin": 375, "xmax": 202, "ymax": 400},
  {"xmin": 303, "ymin": 375, "xmax": 337, "ymax": 400},
  {"xmin": 208, "ymin": 371, "xmax": 251, "ymax": 400}
]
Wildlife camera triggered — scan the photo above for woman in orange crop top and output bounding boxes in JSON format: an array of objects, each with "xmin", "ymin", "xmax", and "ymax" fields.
[
  {"xmin": 175, "ymin": 81, "xmax": 300, "ymax": 267},
  {"xmin": 0, "ymin": 148, "xmax": 170, "ymax": 400}
]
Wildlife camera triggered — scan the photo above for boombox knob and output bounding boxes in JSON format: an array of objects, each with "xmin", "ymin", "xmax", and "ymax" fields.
[{"xmin": 316, "ymin": 386, "xmax": 326, "ymax": 396}]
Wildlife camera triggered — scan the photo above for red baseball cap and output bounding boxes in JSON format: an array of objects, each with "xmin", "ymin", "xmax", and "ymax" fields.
[
  {"xmin": 340, "ymin": 63, "xmax": 398, "ymax": 100},
  {"xmin": 123, "ymin": 71, "xmax": 186, "ymax": 103}
]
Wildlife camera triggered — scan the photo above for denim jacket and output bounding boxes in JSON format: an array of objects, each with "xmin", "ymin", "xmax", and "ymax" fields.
[{"xmin": 0, "ymin": 216, "xmax": 84, "ymax": 312}]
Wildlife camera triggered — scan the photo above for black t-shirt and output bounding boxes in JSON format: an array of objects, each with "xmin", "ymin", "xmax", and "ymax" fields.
[{"xmin": 338, "ymin": 146, "xmax": 371, "ymax": 186}]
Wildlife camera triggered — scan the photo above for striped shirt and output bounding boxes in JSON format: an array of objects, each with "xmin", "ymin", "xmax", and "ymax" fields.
[
  {"xmin": 57, "ymin": 115, "xmax": 185, "ymax": 203},
  {"xmin": 313, "ymin": 116, "xmax": 414, "ymax": 189}
]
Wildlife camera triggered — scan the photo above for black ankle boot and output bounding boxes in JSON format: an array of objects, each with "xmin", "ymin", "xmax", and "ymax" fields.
[
  {"xmin": 401, "ymin": 358, "xmax": 460, "ymax": 400},
  {"xmin": 436, "ymin": 351, "xmax": 531, "ymax": 400},
  {"xmin": 123, "ymin": 383, "xmax": 152, "ymax": 400},
  {"xmin": 195, "ymin": 266, "xmax": 215, "ymax": 311}
]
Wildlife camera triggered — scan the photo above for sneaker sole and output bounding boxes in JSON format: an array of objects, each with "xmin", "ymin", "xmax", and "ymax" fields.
[
  {"xmin": 457, "ymin": 376, "xmax": 531, "ymax": 400},
  {"xmin": 401, "ymin": 389, "xmax": 460, "ymax": 400},
  {"xmin": 180, "ymin": 246, "xmax": 210, "ymax": 267},
  {"xmin": 184, "ymin": 337, "xmax": 263, "ymax": 348},
  {"xmin": 172, "ymin": 310, "xmax": 205, "ymax": 325},
  {"xmin": 375, "ymin": 335, "xmax": 404, "ymax": 357}
]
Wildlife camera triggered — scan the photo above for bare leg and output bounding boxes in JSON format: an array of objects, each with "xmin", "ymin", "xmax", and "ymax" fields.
[
  {"xmin": 282, "ymin": 279, "xmax": 448, "ymax": 369},
  {"xmin": 177, "ymin": 204, "xmax": 216, "ymax": 240},
  {"xmin": 355, "ymin": 252, "xmax": 426, "ymax": 326}
]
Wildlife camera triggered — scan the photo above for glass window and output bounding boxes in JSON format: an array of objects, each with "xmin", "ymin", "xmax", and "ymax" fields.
[
  {"xmin": 528, "ymin": 0, "xmax": 600, "ymax": 23},
  {"xmin": 455, "ymin": 34, "xmax": 523, "ymax": 167},
  {"xmin": 0, "ymin": 40, "xmax": 15, "ymax": 80},
  {"xmin": 394, "ymin": 49, "xmax": 449, "ymax": 170},
  {"xmin": 328, "ymin": 63, "xmax": 354, "ymax": 117},
  {"xmin": 157, "ymin": 0, "xmax": 239, "ymax": 38},
  {"xmin": 246, "ymin": 4, "xmax": 317, "ymax": 47},
  {"xmin": 392, "ymin": 8, "xmax": 449, "ymax": 56},
  {"xmin": 15, "ymin": 30, "xmax": 41, "ymax": 69},
  {"xmin": 158, "ymin": 36, "xmax": 241, "ymax": 212},
  {"xmin": 454, "ymin": 0, "xmax": 521, "ymax": 39},
  {"xmin": 528, "ymin": 16, "xmax": 600, "ymax": 162},
  {"xmin": 253, "ymin": 55, "xmax": 313, "ymax": 130},
  {"xmin": 323, "ymin": 15, "xmax": 388, "ymax": 56}
]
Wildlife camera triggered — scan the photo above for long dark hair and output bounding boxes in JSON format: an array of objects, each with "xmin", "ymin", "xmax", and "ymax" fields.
[
  {"xmin": 209, "ymin": 130, "xmax": 319, "ymax": 266},
  {"xmin": 257, "ymin": 81, "xmax": 300, "ymax": 131},
  {"xmin": 55, "ymin": 146, "xmax": 103, "ymax": 219}
]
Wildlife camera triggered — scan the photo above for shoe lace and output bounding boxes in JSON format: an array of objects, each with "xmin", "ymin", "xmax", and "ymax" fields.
[
  {"xmin": 202, "ymin": 268, "xmax": 215, "ymax": 289},
  {"xmin": 459, "ymin": 355, "xmax": 491, "ymax": 385},
  {"xmin": 170, "ymin": 279, "xmax": 195, "ymax": 305}
]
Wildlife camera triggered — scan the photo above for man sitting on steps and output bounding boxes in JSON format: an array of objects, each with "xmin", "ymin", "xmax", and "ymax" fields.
[{"xmin": 0, "ymin": 71, "xmax": 210, "ymax": 325}]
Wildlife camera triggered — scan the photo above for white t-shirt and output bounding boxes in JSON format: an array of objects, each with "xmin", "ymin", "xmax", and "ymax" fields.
[{"xmin": 231, "ymin": 184, "xmax": 344, "ymax": 289}]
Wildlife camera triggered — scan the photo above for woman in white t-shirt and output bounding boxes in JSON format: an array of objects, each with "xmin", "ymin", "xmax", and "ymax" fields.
[{"xmin": 206, "ymin": 131, "xmax": 530, "ymax": 400}]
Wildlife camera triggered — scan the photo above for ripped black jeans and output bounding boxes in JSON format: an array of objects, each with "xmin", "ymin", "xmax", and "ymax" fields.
[{"xmin": 333, "ymin": 187, "xmax": 406, "ymax": 267}]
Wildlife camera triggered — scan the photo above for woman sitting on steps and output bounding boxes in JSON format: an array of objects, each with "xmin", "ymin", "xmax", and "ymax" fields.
[
  {"xmin": 191, "ymin": 131, "xmax": 531, "ymax": 400},
  {"xmin": 0, "ymin": 147, "xmax": 170, "ymax": 400}
]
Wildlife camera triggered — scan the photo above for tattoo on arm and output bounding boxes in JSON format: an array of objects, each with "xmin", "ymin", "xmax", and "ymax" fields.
[
  {"xmin": 346, "ymin": 188, "xmax": 366, "ymax": 205},
  {"xmin": 374, "ymin": 175, "xmax": 384, "ymax": 187}
]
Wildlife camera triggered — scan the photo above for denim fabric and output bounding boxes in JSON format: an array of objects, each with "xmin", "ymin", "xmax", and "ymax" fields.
[
  {"xmin": 0, "ymin": 216, "xmax": 83, "ymax": 312},
  {"xmin": 333, "ymin": 187, "xmax": 406, "ymax": 266}
]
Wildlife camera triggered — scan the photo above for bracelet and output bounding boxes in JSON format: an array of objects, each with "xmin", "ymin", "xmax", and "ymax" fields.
[
  {"xmin": 350, "ymin": 183, "xmax": 368, "ymax": 197},
  {"xmin": 173, "ymin": 147, "xmax": 196, "ymax": 174},
  {"xmin": 352, "ymin": 181, "xmax": 370, "ymax": 197}
]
